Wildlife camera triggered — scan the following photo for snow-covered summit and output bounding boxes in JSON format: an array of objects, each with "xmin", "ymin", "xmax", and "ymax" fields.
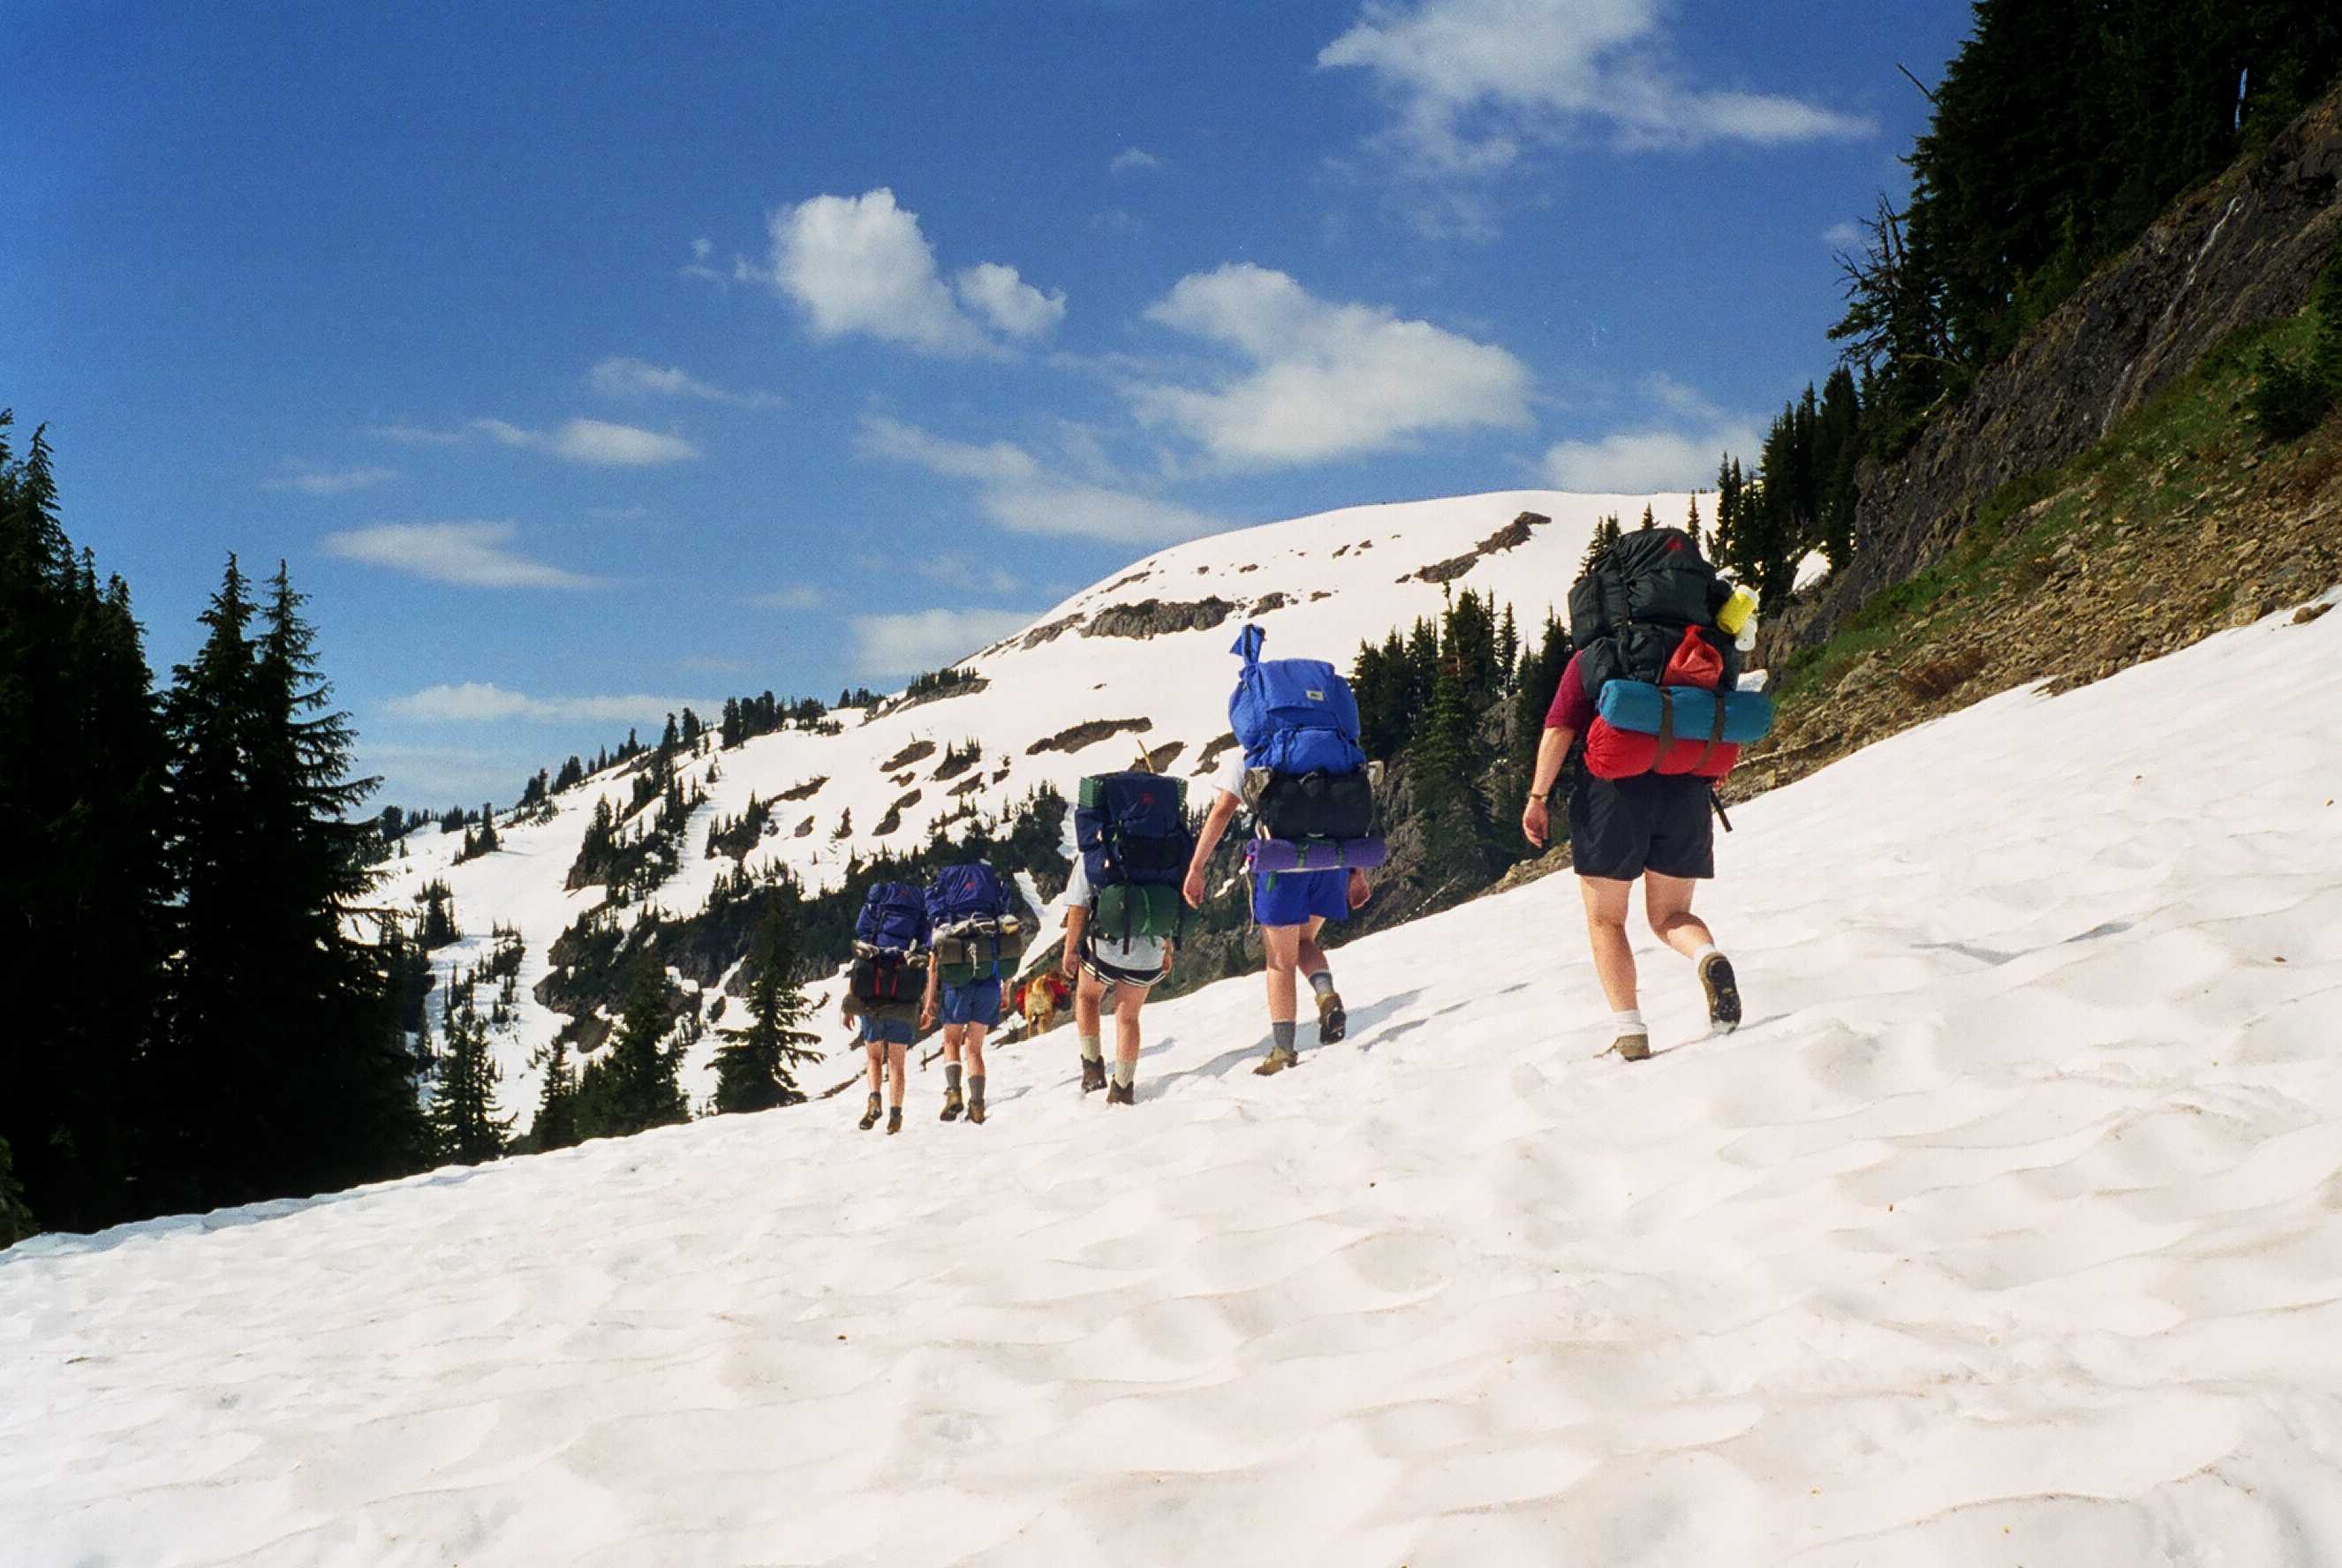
[{"xmin": 9, "ymin": 590, "xmax": 2341, "ymax": 1565}]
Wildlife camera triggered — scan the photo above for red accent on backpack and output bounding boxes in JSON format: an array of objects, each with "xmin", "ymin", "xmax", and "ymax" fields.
[{"xmin": 1583, "ymin": 627, "xmax": 1740, "ymax": 780}]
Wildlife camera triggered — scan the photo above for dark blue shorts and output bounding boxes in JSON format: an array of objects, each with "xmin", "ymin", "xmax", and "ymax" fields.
[
  {"xmin": 940, "ymin": 982, "xmax": 1002, "ymax": 1029},
  {"xmin": 858, "ymin": 1010, "xmax": 917, "ymax": 1047},
  {"xmin": 1568, "ymin": 773, "xmax": 1714, "ymax": 881},
  {"xmin": 1250, "ymin": 866, "xmax": 1350, "ymax": 929}
]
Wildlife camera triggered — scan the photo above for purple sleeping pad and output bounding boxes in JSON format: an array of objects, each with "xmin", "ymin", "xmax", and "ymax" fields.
[{"xmin": 1245, "ymin": 835, "xmax": 1388, "ymax": 874}]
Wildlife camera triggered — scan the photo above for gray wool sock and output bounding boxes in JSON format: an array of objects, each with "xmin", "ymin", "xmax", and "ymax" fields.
[
  {"xmin": 1308, "ymin": 970, "xmax": 1336, "ymax": 998},
  {"xmin": 969, "ymin": 1074, "xmax": 985, "ymax": 1103},
  {"xmin": 945, "ymin": 1062, "xmax": 963, "ymax": 1091},
  {"xmin": 1272, "ymin": 1020, "xmax": 1297, "ymax": 1052},
  {"xmin": 1079, "ymin": 1033, "xmax": 1104, "ymax": 1063}
]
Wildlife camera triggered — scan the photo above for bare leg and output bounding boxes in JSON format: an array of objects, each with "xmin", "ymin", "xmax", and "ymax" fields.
[
  {"xmin": 942, "ymin": 1023, "xmax": 964, "ymax": 1067},
  {"xmin": 887, "ymin": 1042, "xmax": 907, "ymax": 1107},
  {"xmin": 1075, "ymin": 970, "xmax": 1106, "ymax": 1037},
  {"xmin": 1297, "ymin": 916, "xmax": 1330, "ymax": 982},
  {"xmin": 1578, "ymin": 875, "xmax": 1639, "ymax": 1013},
  {"xmin": 963, "ymin": 1023, "xmax": 987, "ymax": 1080},
  {"xmin": 865, "ymin": 1040, "xmax": 883, "ymax": 1097},
  {"xmin": 1114, "ymin": 986, "xmax": 1145, "ymax": 1071},
  {"xmin": 1262, "ymin": 924, "xmax": 1303, "ymax": 1023},
  {"xmin": 1643, "ymin": 871, "xmax": 1715, "ymax": 959}
]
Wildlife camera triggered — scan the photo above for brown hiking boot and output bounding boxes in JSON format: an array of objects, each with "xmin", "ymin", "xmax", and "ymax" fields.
[
  {"xmin": 967, "ymin": 1082, "xmax": 986, "ymax": 1124},
  {"xmin": 1254, "ymin": 1041, "xmax": 1299, "ymax": 1076},
  {"xmin": 886, "ymin": 1106, "xmax": 903, "ymax": 1135},
  {"xmin": 1700, "ymin": 954, "xmax": 1742, "ymax": 1034},
  {"xmin": 940, "ymin": 1084, "xmax": 963, "ymax": 1121},
  {"xmin": 1080, "ymin": 1056, "xmax": 1107, "ymax": 1094},
  {"xmin": 1314, "ymin": 987, "xmax": 1347, "ymax": 1044},
  {"xmin": 857, "ymin": 1092, "xmax": 882, "ymax": 1130},
  {"xmin": 1611, "ymin": 1033, "xmax": 1651, "ymax": 1063},
  {"xmin": 1106, "ymin": 1079, "xmax": 1134, "ymax": 1105}
]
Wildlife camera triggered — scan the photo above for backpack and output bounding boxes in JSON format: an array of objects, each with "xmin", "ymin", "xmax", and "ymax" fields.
[
  {"xmin": 1568, "ymin": 528, "xmax": 1750, "ymax": 781},
  {"xmin": 849, "ymin": 880, "xmax": 929, "ymax": 1004},
  {"xmin": 927, "ymin": 862, "xmax": 1027, "ymax": 975},
  {"xmin": 1076, "ymin": 772, "xmax": 1193, "ymax": 941},
  {"xmin": 1226, "ymin": 623, "xmax": 1376, "ymax": 841}
]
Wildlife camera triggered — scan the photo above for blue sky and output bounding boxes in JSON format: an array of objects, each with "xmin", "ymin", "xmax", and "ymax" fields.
[{"xmin": 7, "ymin": 0, "xmax": 1973, "ymax": 807}]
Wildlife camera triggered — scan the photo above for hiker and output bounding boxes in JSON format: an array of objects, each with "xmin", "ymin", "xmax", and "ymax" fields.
[
  {"xmin": 1521, "ymin": 525, "xmax": 1751, "ymax": 1059},
  {"xmin": 1183, "ymin": 625, "xmax": 1378, "ymax": 1076},
  {"xmin": 920, "ymin": 860, "xmax": 1025, "ymax": 1125},
  {"xmin": 844, "ymin": 879, "xmax": 930, "ymax": 1134},
  {"xmin": 1069, "ymin": 770, "xmax": 1191, "ymax": 1104}
]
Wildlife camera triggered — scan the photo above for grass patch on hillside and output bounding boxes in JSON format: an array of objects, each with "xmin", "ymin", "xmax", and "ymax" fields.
[{"xmin": 1773, "ymin": 311, "xmax": 2316, "ymax": 707}]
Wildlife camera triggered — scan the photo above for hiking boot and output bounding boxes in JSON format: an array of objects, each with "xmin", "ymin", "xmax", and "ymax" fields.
[
  {"xmin": 1080, "ymin": 1056, "xmax": 1107, "ymax": 1094},
  {"xmin": 857, "ymin": 1092, "xmax": 882, "ymax": 1130},
  {"xmin": 887, "ymin": 1106, "xmax": 903, "ymax": 1135},
  {"xmin": 1254, "ymin": 1042, "xmax": 1299, "ymax": 1076},
  {"xmin": 1700, "ymin": 954, "xmax": 1742, "ymax": 1034},
  {"xmin": 940, "ymin": 1084, "xmax": 963, "ymax": 1122},
  {"xmin": 1106, "ymin": 1079, "xmax": 1135, "ymax": 1105},
  {"xmin": 1315, "ymin": 988, "xmax": 1347, "ymax": 1045},
  {"xmin": 1611, "ymin": 1033, "xmax": 1651, "ymax": 1063},
  {"xmin": 967, "ymin": 1094, "xmax": 986, "ymax": 1125}
]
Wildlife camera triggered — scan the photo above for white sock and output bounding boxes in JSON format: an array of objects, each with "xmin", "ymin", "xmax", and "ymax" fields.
[
  {"xmin": 1612, "ymin": 1008, "xmax": 1646, "ymax": 1036},
  {"xmin": 1689, "ymin": 944, "xmax": 1719, "ymax": 968},
  {"xmin": 1080, "ymin": 1033, "xmax": 1103, "ymax": 1063}
]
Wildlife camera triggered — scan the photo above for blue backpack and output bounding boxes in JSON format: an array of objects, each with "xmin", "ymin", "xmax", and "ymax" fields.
[
  {"xmin": 853, "ymin": 881, "xmax": 929, "ymax": 956},
  {"xmin": 1228, "ymin": 623, "xmax": 1366, "ymax": 778},
  {"xmin": 928, "ymin": 862, "xmax": 1013, "ymax": 934},
  {"xmin": 1076, "ymin": 773, "xmax": 1192, "ymax": 942}
]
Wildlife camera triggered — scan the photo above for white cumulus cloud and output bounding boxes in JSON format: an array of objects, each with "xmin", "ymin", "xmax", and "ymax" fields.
[
  {"xmin": 850, "ymin": 608, "xmax": 1040, "ymax": 680},
  {"xmin": 321, "ymin": 522, "xmax": 596, "ymax": 589},
  {"xmin": 766, "ymin": 188, "xmax": 1061, "ymax": 358},
  {"xmin": 1127, "ymin": 263, "xmax": 1531, "ymax": 468},
  {"xmin": 955, "ymin": 262, "xmax": 1067, "ymax": 339},
  {"xmin": 857, "ymin": 414, "xmax": 1224, "ymax": 546},
  {"xmin": 1320, "ymin": 0, "xmax": 1871, "ymax": 185},
  {"xmin": 1110, "ymin": 147, "xmax": 1165, "ymax": 175},
  {"xmin": 1539, "ymin": 375, "xmax": 1759, "ymax": 493},
  {"xmin": 371, "ymin": 417, "xmax": 699, "ymax": 465},
  {"xmin": 590, "ymin": 356, "xmax": 779, "ymax": 408},
  {"xmin": 386, "ymin": 683, "xmax": 707, "ymax": 724}
]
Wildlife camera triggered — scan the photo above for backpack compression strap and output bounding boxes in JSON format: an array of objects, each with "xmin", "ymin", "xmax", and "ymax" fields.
[
  {"xmin": 1687, "ymin": 693, "xmax": 1731, "ymax": 774},
  {"xmin": 1651, "ymin": 687, "xmax": 1677, "ymax": 773}
]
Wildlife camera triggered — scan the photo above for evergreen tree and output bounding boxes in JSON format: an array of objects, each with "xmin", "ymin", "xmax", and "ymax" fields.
[
  {"xmin": 0, "ymin": 1138, "xmax": 34, "ymax": 1248},
  {"xmin": 554, "ymin": 754, "xmax": 585, "ymax": 792},
  {"xmin": 529, "ymin": 1037, "xmax": 580, "ymax": 1150},
  {"xmin": 429, "ymin": 982, "xmax": 511, "ymax": 1165},
  {"xmin": 1638, "ymin": 503, "xmax": 1657, "ymax": 531},
  {"xmin": 713, "ymin": 895, "xmax": 822, "ymax": 1113},
  {"xmin": 575, "ymin": 960, "xmax": 687, "ymax": 1139}
]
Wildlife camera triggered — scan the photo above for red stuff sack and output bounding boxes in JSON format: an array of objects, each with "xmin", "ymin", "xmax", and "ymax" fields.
[{"xmin": 1585, "ymin": 628, "xmax": 1740, "ymax": 780}]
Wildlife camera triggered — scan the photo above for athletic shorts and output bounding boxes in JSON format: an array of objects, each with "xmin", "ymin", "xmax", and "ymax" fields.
[
  {"xmin": 858, "ymin": 1007, "xmax": 918, "ymax": 1047},
  {"xmin": 939, "ymin": 981, "xmax": 1003, "ymax": 1029},
  {"xmin": 1568, "ymin": 772, "xmax": 1714, "ymax": 881},
  {"xmin": 1079, "ymin": 937, "xmax": 1161, "ymax": 992},
  {"xmin": 1250, "ymin": 866, "xmax": 1351, "ymax": 929}
]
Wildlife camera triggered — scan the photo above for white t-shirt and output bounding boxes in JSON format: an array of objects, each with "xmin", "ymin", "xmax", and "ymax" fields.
[
  {"xmin": 1062, "ymin": 855, "xmax": 1169, "ymax": 976},
  {"xmin": 1210, "ymin": 748, "xmax": 1249, "ymax": 804}
]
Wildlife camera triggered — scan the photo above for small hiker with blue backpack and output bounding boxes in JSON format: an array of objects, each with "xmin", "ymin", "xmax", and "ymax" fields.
[
  {"xmin": 1184, "ymin": 624, "xmax": 1382, "ymax": 1076},
  {"xmin": 1522, "ymin": 525, "xmax": 1764, "ymax": 1059},
  {"xmin": 919, "ymin": 861, "xmax": 1027, "ymax": 1124},
  {"xmin": 842, "ymin": 879, "xmax": 931, "ymax": 1134},
  {"xmin": 1066, "ymin": 765, "xmax": 1190, "ymax": 1104}
]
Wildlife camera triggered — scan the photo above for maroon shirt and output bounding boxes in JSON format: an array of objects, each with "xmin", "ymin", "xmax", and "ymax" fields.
[{"xmin": 1543, "ymin": 651, "xmax": 1596, "ymax": 734}]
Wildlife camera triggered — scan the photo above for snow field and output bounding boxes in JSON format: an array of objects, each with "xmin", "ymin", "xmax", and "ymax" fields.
[{"xmin": 8, "ymin": 595, "xmax": 2341, "ymax": 1565}]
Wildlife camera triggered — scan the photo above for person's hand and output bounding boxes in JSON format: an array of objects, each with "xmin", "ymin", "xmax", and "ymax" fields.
[
  {"xmin": 1059, "ymin": 948, "xmax": 1077, "ymax": 983},
  {"xmin": 1522, "ymin": 795, "xmax": 1550, "ymax": 849},
  {"xmin": 1347, "ymin": 868, "xmax": 1371, "ymax": 909},
  {"xmin": 918, "ymin": 999, "xmax": 936, "ymax": 1032},
  {"xmin": 1182, "ymin": 864, "xmax": 1206, "ymax": 909}
]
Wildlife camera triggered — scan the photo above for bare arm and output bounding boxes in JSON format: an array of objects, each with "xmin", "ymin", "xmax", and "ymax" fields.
[
  {"xmin": 1183, "ymin": 791, "xmax": 1241, "ymax": 908},
  {"xmin": 1521, "ymin": 726, "xmax": 1575, "ymax": 848},
  {"xmin": 1060, "ymin": 903, "xmax": 1088, "ymax": 977}
]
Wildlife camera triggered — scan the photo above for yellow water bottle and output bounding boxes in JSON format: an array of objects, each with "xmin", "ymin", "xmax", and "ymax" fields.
[{"xmin": 1717, "ymin": 584, "xmax": 1759, "ymax": 637}]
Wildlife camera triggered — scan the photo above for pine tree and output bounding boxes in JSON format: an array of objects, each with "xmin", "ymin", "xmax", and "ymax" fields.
[
  {"xmin": 1638, "ymin": 503, "xmax": 1657, "ymax": 531},
  {"xmin": 0, "ymin": 1138, "xmax": 34, "ymax": 1248},
  {"xmin": 530, "ymin": 1037, "xmax": 580, "ymax": 1150},
  {"xmin": 714, "ymin": 895, "xmax": 823, "ymax": 1113},
  {"xmin": 429, "ymin": 982, "xmax": 511, "ymax": 1165},
  {"xmin": 576, "ymin": 959, "xmax": 687, "ymax": 1139}
]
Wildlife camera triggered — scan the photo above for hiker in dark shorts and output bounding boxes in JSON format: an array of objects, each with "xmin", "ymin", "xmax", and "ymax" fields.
[
  {"xmin": 1060, "ymin": 855, "xmax": 1171, "ymax": 1105},
  {"xmin": 1522, "ymin": 646, "xmax": 1741, "ymax": 1059}
]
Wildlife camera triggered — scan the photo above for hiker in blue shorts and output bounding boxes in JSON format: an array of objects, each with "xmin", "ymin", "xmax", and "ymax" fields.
[
  {"xmin": 1190, "ymin": 627, "xmax": 1367, "ymax": 1081},
  {"xmin": 918, "ymin": 862, "xmax": 1023, "ymax": 1126}
]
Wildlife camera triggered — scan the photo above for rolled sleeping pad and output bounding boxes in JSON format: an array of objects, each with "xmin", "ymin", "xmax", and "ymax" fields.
[
  {"xmin": 1596, "ymin": 680, "xmax": 1774, "ymax": 743},
  {"xmin": 1245, "ymin": 835, "xmax": 1389, "ymax": 874}
]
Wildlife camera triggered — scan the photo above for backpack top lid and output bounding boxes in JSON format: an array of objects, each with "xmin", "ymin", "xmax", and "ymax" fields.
[
  {"xmin": 855, "ymin": 880, "xmax": 930, "ymax": 952},
  {"xmin": 1074, "ymin": 771, "xmax": 1191, "ymax": 888},
  {"xmin": 1227, "ymin": 623, "xmax": 1364, "ymax": 769},
  {"xmin": 928, "ymin": 861, "xmax": 1011, "ymax": 926},
  {"xmin": 1569, "ymin": 526, "xmax": 1729, "ymax": 643}
]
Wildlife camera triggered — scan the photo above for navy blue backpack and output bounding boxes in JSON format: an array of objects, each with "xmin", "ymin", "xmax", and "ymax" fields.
[
  {"xmin": 928, "ymin": 862, "xmax": 1013, "ymax": 934},
  {"xmin": 854, "ymin": 881, "xmax": 929, "ymax": 955},
  {"xmin": 1075, "ymin": 773, "xmax": 1192, "ymax": 942}
]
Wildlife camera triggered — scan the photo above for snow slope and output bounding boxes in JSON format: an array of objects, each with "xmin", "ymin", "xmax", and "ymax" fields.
[
  {"xmin": 9, "ymin": 592, "xmax": 2341, "ymax": 1566},
  {"xmin": 383, "ymin": 490, "xmax": 1644, "ymax": 1108}
]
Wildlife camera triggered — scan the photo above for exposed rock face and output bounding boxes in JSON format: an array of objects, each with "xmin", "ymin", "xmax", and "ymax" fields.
[
  {"xmin": 1407, "ymin": 512, "xmax": 1550, "ymax": 584},
  {"xmin": 1081, "ymin": 598, "xmax": 1240, "ymax": 639},
  {"xmin": 1250, "ymin": 592, "xmax": 1292, "ymax": 615},
  {"xmin": 1018, "ymin": 613, "xmax": 1084, "ymax": 651},
  {"xmin": 873, "ymin": 789, "xmax": 921, "ymax": 837},
  {"xmin": 1026, "ymin": 716, "xmax": 1153, "ymax": 756},
  {"xmin": 777, "ymin": 776, "xmax": 826, "ymax": 802},
  {"xmin": 1194, "ymin": 731, "xmax": 1241, "ymax": 776},
  {"xmin": 1768, "ymin": 87, "xmax": 2342, "ymax": 663}
]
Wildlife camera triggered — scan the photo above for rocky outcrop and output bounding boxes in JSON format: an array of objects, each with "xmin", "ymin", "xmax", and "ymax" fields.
[
  {"xmin": 880, "ymin": 738, "xmax": 935, "ymax": 773},
  {"xmin": 1250, "ymin": 592, "xmax": 1292, "ymax": 615},
  {"xmin": 1081, "ymin": 598, "xmax": 1240, "ymax": 639},
  {"xmin": 1018, "ymin": 613, "xmax": 1084, "ymax": 651},
  {"xmin": 1770, "ymin": 87, "xmax": 2342, "ymax": 663},
  {"xmin": 1026, "ymin": 716, "xmax": 1153, "ymax": 756},
  {"xmin": 777, "ymin": 776, "xmax": 826, "ymax": 802},
  {"xmin": 1406, "ymin": 512, "xmax": 1549, "ymax": 584}
]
